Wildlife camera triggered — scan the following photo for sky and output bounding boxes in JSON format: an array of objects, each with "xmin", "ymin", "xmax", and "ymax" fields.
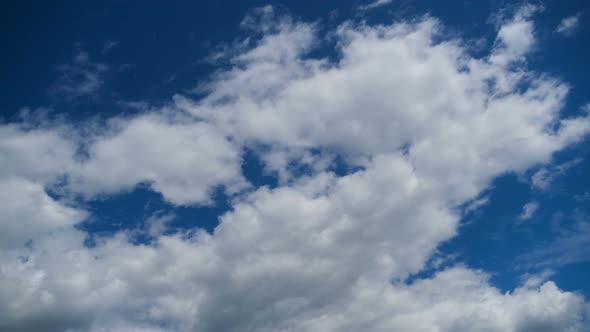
[{"xmin": 1, "ymin": 0, "xmax": 590, "ymax": 331}]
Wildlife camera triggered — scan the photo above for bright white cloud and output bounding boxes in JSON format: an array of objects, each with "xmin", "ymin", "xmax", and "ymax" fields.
[
  {"xmin": 489, "ymin": 4, "xmax": 541, "ymax": 66},
  {"xmin": 69, "ymin": 111, "xmax": 247, "ymax": 205},
  {"xmin": 0, "ymin": 177, "xmax": 86, "ymax": 250},
  {"xmin": 0, "ymin": 124, "xmax": 85, "ymax": 250},
  {"xmin": 556, "ymin": 14, "xmax": 582, "ymax": 36},
  {"xmin": 1, "ymin": 5, "xmax": 590, "ymax": 332},
  {"xmin": 0, "ymin": 124, "xmax": 76, "ymax": 184}
]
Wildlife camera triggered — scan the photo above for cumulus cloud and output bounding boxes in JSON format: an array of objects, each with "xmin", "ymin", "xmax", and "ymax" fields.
[
  {"xmin": 1, "ymin": 5, "xmax": 590, "ymax": 331},
  {"xmin": 68, "ymin": 111, "xmax": 247, "ymax": 205},
  {"xmin": 489, "ymin": 4, "xmax": 541, "ymax": 66},
  {"xmin": 0, "ymin": 177, "xmax": 86, "ymax": 250},
  {"xmin": 0, "ymin": 124, "xmax": 85, "ymax": 249},
  {"xmin": 556, "ymin": 13, "xmax": 582, "ymax": 37}
]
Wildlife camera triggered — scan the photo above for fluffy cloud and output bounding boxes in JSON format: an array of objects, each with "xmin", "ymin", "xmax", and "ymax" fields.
[
  {"xmin": 0, "ymin": 177, "xmax": 86, "ymax": 250},
  {"xmin": 0, "ymin": 125, "xmax": 85, "ymax": 250},
  {"xmin": 1, "ymin": 5, "xmax": 590, "ymax": 332},
  {"xmin": 69, "ymin": 111, "xmax": 247, "ymax": 205},
  {"xmin": 0, "ymin": 124, "xmax": 77, "ymax": 183}
]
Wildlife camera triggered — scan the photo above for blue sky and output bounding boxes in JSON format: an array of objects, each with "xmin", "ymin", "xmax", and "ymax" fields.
[{"xmin": 2, "ymin": 1, "xmax": 590, "ymax": 331}]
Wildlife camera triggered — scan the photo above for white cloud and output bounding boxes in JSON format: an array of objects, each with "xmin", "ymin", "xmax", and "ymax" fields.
[
  {"xmin": 1, "ymin": 5, "xmax": 590, "ymax": 331},
  {"xmin": 519, "ymin": 201, "xmax": 539, "ymax": 220},
  {"xmin": 359, "ymin": 0, "xmax": 393, "ymax": 11},
  {"xmin": 0, "ymin": 124, "xmax": 76, "ymax": 184},
  {"xmin": 68, "ymin": 111, "xmax": 247, "ymax": 205},
  {"xmin": 185, "ymin": 7, "xmax": 588, "ymax": 199},
  {"xmin": 0, "ymin": 124, "xmax": 85, "ymax": 250},
  {"xmin": 489, "ymin": 4, "xmax": 541, "ymax": 66},
  {"xmin": 0, "ymin": 177, "xmax": 86, "ymax": 250},
  {"xmin": 144, "ymin": 211, "xmax": 175, "ymax": 237},
  {"xmin": 556, "ymin": 14, "xmax": 582, "ymax": 37}
]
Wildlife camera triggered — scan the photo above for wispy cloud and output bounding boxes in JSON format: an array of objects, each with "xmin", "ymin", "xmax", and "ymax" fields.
[
  {"xmin": 531, "ymin": 158, "xmax": 582, "ymax": 191},
  {"xmin": 518, "ymin": 201, "xmax": 539, "ymax": 220},
  {"xmin": 575, "ymin": 192, "xmax": 590, "ymax": 202},
  {"xmin": 359, "ymin": 0, "xmax": 393, "ymax": 11},
  {"xmin": 49, "ymin": 51, "xmax": 109, "ymax": 101},
  {"xmin": 463, "ymin": 196, "xmax": 490, "ymax": 215},
  {"xmin": 555, "ymin": 13, "xmax": 582, "ymax": 36},
  {"xmin": 102, "ymin": 40, "xmax": 119, "ymax": 53},
  {"xmin": 145, "ymin": 211, "xmax": 175, "ymax": 237},
  {"xmin": 518, "ymin": 211, "xmax": 590, "ymax": 269}
]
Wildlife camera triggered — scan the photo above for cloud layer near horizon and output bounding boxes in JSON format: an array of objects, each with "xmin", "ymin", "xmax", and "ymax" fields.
[{"xmin": 1, "ymin": 5, "xmax": 589, "ymax": 331}]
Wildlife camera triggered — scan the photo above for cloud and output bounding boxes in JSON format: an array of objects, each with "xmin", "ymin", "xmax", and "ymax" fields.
[
  {"xmin": 575, "ymin": 191, "xmax": 590, "ymax": 202},
  {"xmin": 68, "ymin": 111, "xmax": 248, "ymax": 205},
  {"xmin": 531, "ymin": 158, "xmax": 582, "ymax": 190},
  {"xmin": 144, "ymin": 211, "xmax": 175, "ymax": 237},
  {"xmin": 0, "ymin": 124, "xmax": 77, "ymax": 184},
  {"xmin": 518, "ymin": 210, "xmax": 590, "ymax": 270},
  {"xmin": 1, "ymin": 5, "xmax": 590, "ymax": 331},
  {"xmin": 102, "ymin": 40, "xmax": 119, "ymax": 53},
  {"xmin": 489, "ymin": 4, "xmax": 541, "ymax": 66},
  {"xmin": 556, "ymin": 14, "xmax": 582, "ymax": 37},
  {"xmin": 49, "ymin": 52, "xmax": 109, "ymax": 101},
  {"xmin": 0, "ymin": 124, "xmax": 85, "ymax": 250},
  {"xmin": 464, "ymin": 195, "xmax": 490, "ymax": 213},
  {"xmin": 519, "ymin": 201, "xmax": 539, "ymax": 220},
  {"xmin": 359, "ymin": 0, "xmax": 393, "ymax": 11},
  {"xmin": 0, "ymin": 177, "xmax": 86, "ymax": 250}
]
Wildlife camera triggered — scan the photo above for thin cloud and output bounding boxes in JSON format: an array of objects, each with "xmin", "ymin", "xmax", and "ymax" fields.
[
  {"xmin": 518, "ymin": 211, "xmax": 590, "ymax": 269},
  {"xmin": 555, "ymin": 13, "xmax": 582, "ymax": 36},
  {"xmin": 49, "ymin": 51, "xmax": 109, "ymax": 101},
  {"xmin": 359, "ymin": 0, "xmax": 393, "ymax": 11},
  {"xmin": 102, "ymin": 40, "xmax": 119, "ymax": 53},
  {"xmin": 531, "ymin": 158, "xmax": 582, "ymax": 191},
  {"xmin": 519, "ymin": 201, "xmax": 539, "ymax": 220}
]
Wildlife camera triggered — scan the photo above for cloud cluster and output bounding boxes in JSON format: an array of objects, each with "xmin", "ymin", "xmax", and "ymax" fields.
[{"xmin": 1, "ymin": 5, "xmax": 589, "ymax": 331}]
